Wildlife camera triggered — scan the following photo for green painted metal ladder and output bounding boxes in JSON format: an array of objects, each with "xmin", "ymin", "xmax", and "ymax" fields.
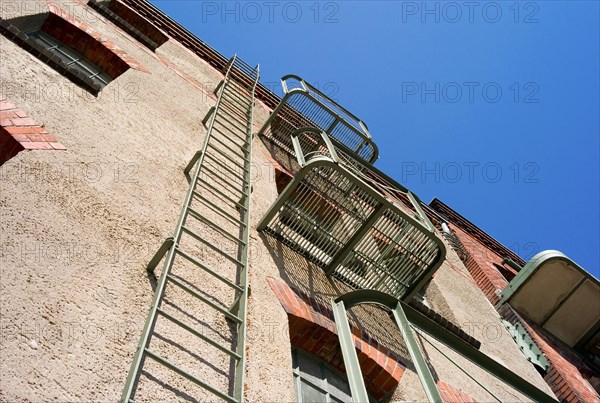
[{"xmin": 121, "ymin": 55, "xmax": 259, "ymax": 402}]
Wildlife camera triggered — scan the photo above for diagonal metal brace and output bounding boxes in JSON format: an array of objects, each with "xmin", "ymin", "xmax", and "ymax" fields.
[
  {"xmin": 184, "ymin": 150, "xmax": 203, "ymax": 176},
  {"xmin": 147, "ymin": 237, "xmax": 175, "ymax": 273},
  {"xmin": 202, "ymin": 106, "xmax": 215, "ymax": 127}
]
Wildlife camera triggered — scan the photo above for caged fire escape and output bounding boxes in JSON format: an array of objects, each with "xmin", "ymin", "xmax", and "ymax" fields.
[
  {"xmin": 257, "ymin": 75, "xmax": 558, "ymax": 403},
  {"xmin": 257, "ymin": 75, "xmax": 446, "ymax": 301}
]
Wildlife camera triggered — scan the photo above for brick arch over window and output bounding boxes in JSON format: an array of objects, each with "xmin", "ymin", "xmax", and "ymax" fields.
[
  {"xmin": 266, "ymin": 277, "xmax": 406, "ymax": 401},
  {"xmin": 0, "ymin": 3, "xmax": 147, "ymax": 93}
]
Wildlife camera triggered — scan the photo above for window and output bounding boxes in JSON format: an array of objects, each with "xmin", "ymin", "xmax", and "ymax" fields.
[
  {"xmin": 292, "ymin": 348, "xmax": 352, "ymax": 403},
  {"xmin": 28, "ymin": 31, "xmax": 112, "ymax": 88},
  {"xmin": 88, "ymin": 0, "xmax": 168, "ymax": 51},
  {"xmin": 493, "ymin": 263, "xmax": 518, "ymax": 282},
  {"xmin": 292, "ymin": 348, "xmax": 376, "ymax": 403},
  {"xmin": 0, "ymin": 6, "xmax": 145, "ymax": 95}
]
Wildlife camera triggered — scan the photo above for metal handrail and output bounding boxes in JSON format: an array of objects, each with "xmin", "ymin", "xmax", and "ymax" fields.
[
  {"xmin": 282, "ymin": 74, "xmax": 371, "ymax": 138},
  {"xmin": 258, "ymin": 75, "xmax": 379, "ymax": 163}
]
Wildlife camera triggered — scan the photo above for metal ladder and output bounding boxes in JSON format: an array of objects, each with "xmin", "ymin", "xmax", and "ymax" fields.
[{"xmin": 121, "ymin": 55, "xmax": 259, "ymax": 403}]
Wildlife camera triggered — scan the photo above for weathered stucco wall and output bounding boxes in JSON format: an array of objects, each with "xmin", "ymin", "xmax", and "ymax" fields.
[
  {"xmin": 1, "ymin": 1, "xmax": 555, "ymax": 401},
  {"xmin": 1, "ymin": 0, "xmax": 229, "ymax": 400}
]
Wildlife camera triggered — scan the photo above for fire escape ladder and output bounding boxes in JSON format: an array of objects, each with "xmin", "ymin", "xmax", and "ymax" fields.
[{"xmin": 121, "ymin": 55, "xmax": 259, "ymax": 403}]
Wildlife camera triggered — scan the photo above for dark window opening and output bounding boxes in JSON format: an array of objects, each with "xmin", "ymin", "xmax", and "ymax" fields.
[
  {"xmin": 493, "ymin": 263, "xmax": 518, "ymax": 282},
  {"xmin": 88, "ymin": 0, "xmax": 168, "ymax": 51},
  {"xmin": 28, "ymin": 30, "xmax": 112, "ymax": 87},
  {"xmin": 0, "ymin": 10, "xmax": 133, "ymax": 94},
  {"xmin": 292, "ymin": 348, "xmax": 379, "ymax": 403}
]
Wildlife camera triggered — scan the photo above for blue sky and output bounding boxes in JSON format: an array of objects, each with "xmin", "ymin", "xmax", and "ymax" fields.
[{"xmin": 151, "ymin": 1, "xmax": 599, "ymax": 278}]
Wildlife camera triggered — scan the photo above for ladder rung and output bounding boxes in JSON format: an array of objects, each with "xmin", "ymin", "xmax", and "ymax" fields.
[
  {"xmin": 208, "ymin": 131, "xmax": 248, "ymax": 160},
  {"xmin": 221, "ymin": 94, "xmax": 252, "ymax": 111},
  {"xmin": 215, "ymin": 108, "xmax": 248, "ymax": 132},
  {"xmin": 204, "ymin": 145, "xmax": 250, "ymax": 176},
  {"xmin": 219, "ymin": 107, "xmax": 248, "ymax": 124},
  {"xmin": 167, "ymin": 271, "xmax": 243, "ymax": 319},
  {"xmin": 194, "ymin": 184, "xmax": 246, "ymax": 212},
  {"xmin": 181, "ymin": 226, "xmax": 244, "ymax": 267},
  {"xmin": 225, "ymin": 81, "xmax": 251, "ymax": 96},
  {"xmin": 220, "ymin": 98, "xmax": 250, "ymax": 114},
  {"xmin": 210, "ymin": 125, "xmax": 248, "ymax": 149},
  {"xmin": 143, "ymin": 349, "xmax": 238, "ymax": 403},
  {"xmin": 156, "ymin": 308, "xmax": 242, "ymax": 360},
  {"xmin": 213, "ymin": 114, "xmax": 248, "ymax": 132},
  {"xmin": 217, "ymin": 107, "xmax": 249, "ymax": 124},
  {"xmin": 211, "ymin": 125, "xmax": 248, "ymax": 147},
  {"xmin": 187, "ymin": 206, "xmax": 246, "ymax": 245},
  {"xmin": 211, "ymin": 125, "xmax": 246, "ymax": 143},
  {"xmin": 204, "ymin": 148, "xmax": 248, "ymax": 173},
  {"xmin": 204, "ymin": 157, "xmax": 247, "ymax": 184},
  {"xmin": 223, "ymin": 85, "xmax": 250, "ymax": 99},
  {"xmin": 193, "ymin": 193, "xmax": 246, "ymax": 227},
  {"xmin": 220, "ymin": 93, "xmax": 250, "ymax": 109},
  {"xmin": 207, "ymin": 144, "xmax": 249, "ymax": 172},
  {"xmin": 204, "ymin": 156, "xmax": 247, "ymax": 183},
  {"xmin": 223, "ymin": 83, "xmax": 251, "ymax": 99},
  {"xmin": 200, "ymin": 165, "xmax": 247, "ymax": 195}
]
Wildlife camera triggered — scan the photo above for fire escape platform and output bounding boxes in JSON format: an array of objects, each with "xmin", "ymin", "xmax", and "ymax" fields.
[
  {"xmin": 258, "ymin": 129, "xmax": 446, "ymax": 301},
  {"xmin": 258, "ymin": 74, "xmax": 379, "ymax": 164}
]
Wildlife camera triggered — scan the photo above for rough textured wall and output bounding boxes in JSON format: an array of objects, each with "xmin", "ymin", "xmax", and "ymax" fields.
[
  {"xmin": 0, "ymin": 0, "xmax": 236, "ymax": 400},
  {"xmin": 1, "ymin": 1, "xmax": 555, "ymax": 401}
]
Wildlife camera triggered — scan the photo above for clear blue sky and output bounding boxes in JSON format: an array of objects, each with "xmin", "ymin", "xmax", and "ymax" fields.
[{"xmin": 151, "ymin": 1, "xmax": 599, "ymax": 278}]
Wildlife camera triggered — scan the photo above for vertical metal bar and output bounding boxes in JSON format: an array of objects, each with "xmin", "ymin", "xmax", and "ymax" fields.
[
  {"xmin": 391, "ymin": 302, "xmax": 443, "ymax": 403},
  {"xmin": 232, "ymin": 63, "xmax": 259, "ymax": 403},
  {"xmin": 331, "ymin": 299, "xmax": 370, "ymax": 403},
  {"xmin": 326, "ymin": 204, "xmax": 386, "ymax": 275}
]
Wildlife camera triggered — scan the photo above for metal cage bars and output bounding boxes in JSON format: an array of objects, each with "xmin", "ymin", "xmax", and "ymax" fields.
[
  {"xmin": 121, "ymin": 55, "xmax": 259, "ymax": 403},
  {"xmin": 258, "ymin": 128, "xmax": 446, "ymax": 302},
  {"xmin": 258, "ymin": 74, "xmax": 379, "ymax": 164},
  {"xmin": 331, "ymin": 290, "xmax": 558, "ymax": 403}
]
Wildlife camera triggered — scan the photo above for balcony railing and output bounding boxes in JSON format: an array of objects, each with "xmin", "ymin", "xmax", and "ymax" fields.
[
  {"xmin": 258, "ymin": 74, "xmax": 379, "ymax": 164},
  {"xmin": 258, "ymin": 128, "xmax": 446, "ymax": 301}
]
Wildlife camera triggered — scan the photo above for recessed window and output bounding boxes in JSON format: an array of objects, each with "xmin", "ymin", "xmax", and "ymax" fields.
[
  {"xmin": 28, "ymin": 31, "xmax": 112, "ymax": 87},
  {"xmin": 0, "ymin": 7, "xmax": 146, "ymax": 95},
  {"xmin": 292, "ymin": 348, "xmax": 377, "ymax": 403},
  {"xmin": 88, "ymin": 0, "xmax": 168, "ymax": 51},
  {"xmin": 493, "ymin": 262, "xmax": 517, "ymax": 282}
]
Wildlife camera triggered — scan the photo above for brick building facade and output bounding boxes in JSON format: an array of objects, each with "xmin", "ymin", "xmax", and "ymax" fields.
[{"xmin": 1, "ymin": 1, "xmax": 598, "ymax": 402}]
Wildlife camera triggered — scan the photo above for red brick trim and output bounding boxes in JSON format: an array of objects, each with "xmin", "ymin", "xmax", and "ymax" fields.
[
  {"xmin": 442, "ymin": 223, "xmax": 509, "ymax": 305},
  {"xmin": 499, "ymin": 304, "xmax": 599, "ymax": 403},
  {"xmin": 156, "ymin": 53, "xmax": 217, "ymax": 101},
  {"xmin": 267, "ymin": 276, "xmax": 406, "ymax": 400},
  {"xmin": 119, "ymin": 0, "xmax": 283, "ymax": 109},
  {"xmin": 0, "ymin": 97, "xmax": 65, "ymax": 165},
  {"xmin": 106, "ymin": 0, "xmax": 168, "ymax": 48},
  {"xmin": 437, "ymin": 380, "xmax": 476, "ymax": 403},
  {"xmin": 430, "ymin": 198, "xmax": 525, "ymax": 266},
  {"xmin": 44, "ymin": 3, "xmax": 148, "ymax": 76}
]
